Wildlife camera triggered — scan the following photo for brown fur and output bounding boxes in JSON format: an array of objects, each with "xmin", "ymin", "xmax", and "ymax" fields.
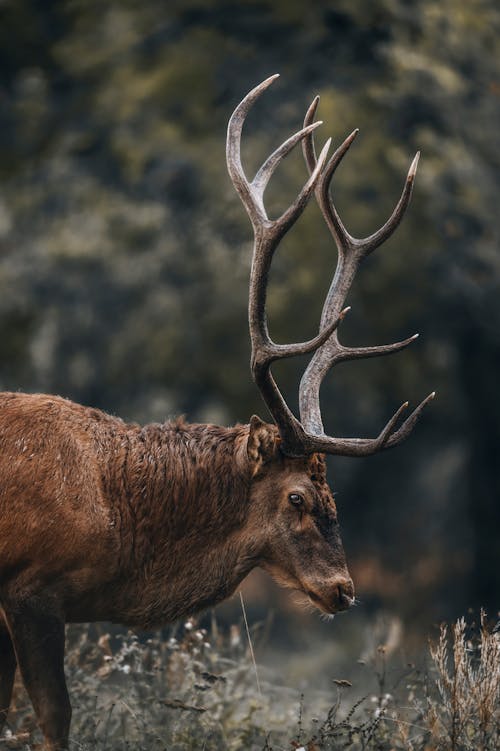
[{"xmin": 0, "ymin": 393, "xmax": 353, "ymax": 749}]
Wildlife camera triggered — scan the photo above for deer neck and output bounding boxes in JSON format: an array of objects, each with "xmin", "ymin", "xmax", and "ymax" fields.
[{"xmin": 101, "ymin": 419, "xmax": 260, "ymax": 625}]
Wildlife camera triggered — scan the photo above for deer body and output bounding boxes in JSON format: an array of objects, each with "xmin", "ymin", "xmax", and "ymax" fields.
[
  {"xmin": 0, "ymin": 77, "xmax": 433, "ymax": 750},
  {"xmin": 0, "ymin": 392, "xmax": 262, "ymax": 628},
  {"xmin": 0, "ymin": 392, "xmax": 352, "ymax": 751}
]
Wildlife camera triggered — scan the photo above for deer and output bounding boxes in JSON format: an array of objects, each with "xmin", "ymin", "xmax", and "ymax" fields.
[{"xmin": 0, "ymin": 75, "xmax": 433, "ymax": 750}]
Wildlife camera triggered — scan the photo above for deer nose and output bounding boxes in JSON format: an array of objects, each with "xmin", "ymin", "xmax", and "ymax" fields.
[
  {"xmin": 331, "ymin": 577, "xmax": 355, "ymax": 612},
  {"xmin": 306, "ymin": 576, "xmax": 355, "ymax": 614}
]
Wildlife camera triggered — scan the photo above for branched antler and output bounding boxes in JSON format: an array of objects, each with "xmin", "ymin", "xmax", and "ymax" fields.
[
  {"xmin": 299, "ymin": 95, "xmax": 435, "ymax": 452},
  {"xmin": 226, "ymin": 76, "xmax": 434, "ymax": 457}
]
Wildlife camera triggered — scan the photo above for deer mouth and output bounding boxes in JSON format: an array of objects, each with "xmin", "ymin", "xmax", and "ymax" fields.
[
  {"xmin": 306, "ymin": 589, "xmax": 336, "ymax": 615},
  {"xmin": 306, "ymin": 586, "xmax": 354, "ymax": 615}
]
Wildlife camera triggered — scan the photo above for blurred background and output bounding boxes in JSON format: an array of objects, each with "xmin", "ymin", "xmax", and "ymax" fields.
[{"xmin": 0, "ymin": 0, "xmax": 498, "ymax": 662}]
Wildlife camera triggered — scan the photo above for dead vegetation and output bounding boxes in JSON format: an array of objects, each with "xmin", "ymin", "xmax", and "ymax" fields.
[{"xmin": 2, "ymin": 612, "xmax": 498, "ymax": 750}]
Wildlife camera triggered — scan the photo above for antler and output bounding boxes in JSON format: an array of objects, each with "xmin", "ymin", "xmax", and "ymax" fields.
[
  {"xmin": 298, "ymin": 95, "xmax": 435, "ymax": 454},
  {"xmin": 226, "ymin": 76, "xmax": 434, "ymax": 457}
]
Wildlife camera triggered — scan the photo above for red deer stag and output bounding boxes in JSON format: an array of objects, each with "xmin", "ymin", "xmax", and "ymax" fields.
[{"xmin": 0, "ymin": 75, "xmax": 433, "ymax": 750}]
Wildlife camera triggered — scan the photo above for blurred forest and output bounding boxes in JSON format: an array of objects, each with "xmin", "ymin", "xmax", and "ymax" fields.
[{"xmin": 0, "ymin": 0, "xmax": 498, "ymax": 633}]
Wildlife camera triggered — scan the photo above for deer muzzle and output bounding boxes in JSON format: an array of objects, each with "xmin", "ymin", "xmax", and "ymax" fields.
[{"xmin": 306, "ymin": 576, "xmax": 355, "ymax": 614}]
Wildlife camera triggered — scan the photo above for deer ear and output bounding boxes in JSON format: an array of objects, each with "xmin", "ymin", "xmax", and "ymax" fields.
[{"xmin": 247, "ymin": 415, "xmax": 278, "ymax": 475}]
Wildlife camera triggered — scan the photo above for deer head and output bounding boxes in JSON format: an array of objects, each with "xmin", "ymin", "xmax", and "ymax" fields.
[
  {"xmin": 239, "ymin": 415, "xmax": 353, "ymax": 614},
  {"xmin": 227, "ymin": 76, "xmax": 434, "ymax": 614}
]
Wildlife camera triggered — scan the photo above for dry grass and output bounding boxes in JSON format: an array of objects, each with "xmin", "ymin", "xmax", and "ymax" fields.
[
  {"xmin": 427, "ymin": 611, "xmax": 500, "ymax": 751},
  {"xmin": 1, "ymin": 612, "xmax": 499, "ymax": 750}
]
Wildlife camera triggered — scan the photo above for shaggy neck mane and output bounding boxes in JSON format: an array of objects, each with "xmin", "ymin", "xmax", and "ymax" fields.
[
  {"xmin": 88, "ymin": 416, "xmax": 263, "ymax": 625},
  {"xmin": 100, "ymin": 417, "xmax": 251, "ymax": 570}
]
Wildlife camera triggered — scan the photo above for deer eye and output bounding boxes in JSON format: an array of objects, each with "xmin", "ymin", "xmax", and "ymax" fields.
[{"xmin": 288, "ymin": 493, "xmax": 304, "ymax": 507}]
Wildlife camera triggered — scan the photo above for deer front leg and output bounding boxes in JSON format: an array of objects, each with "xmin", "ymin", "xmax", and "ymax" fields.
[
  {"xmin": 3, "ymin": 600, "xmax": 70, "ymax": 751},
  {"xmin": 0, "ymin": 611, "xmax": 16, "ymax": 734}
]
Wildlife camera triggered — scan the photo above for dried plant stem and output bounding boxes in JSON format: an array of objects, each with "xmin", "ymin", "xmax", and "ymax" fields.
[{"xmin": 239, "ymin": 589, "xmax": 262, "ymax": 698}]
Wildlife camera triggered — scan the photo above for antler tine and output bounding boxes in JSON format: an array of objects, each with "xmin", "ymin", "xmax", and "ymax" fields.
[
  {"xmin": 303, "ymin": 96, "xmax": 320, "ymax": 171},
  {"xmin": 259, "ymin": 306, "xmax": 350, "ymax": 366},
  {"xmin": 315, "ymin": 130, "xmax": 359, "ymax": 251},
  {"xmin": 227, "ymin": 74, "xmax": 328, "ymax": 231},
  {"xmin": 384, "ymin": 391, "xmax": 436, "ymax": 448},
  {"xmin": 226, "ymin": 74, "xmax": 280, "ymax": 226},
  {"xmin": 360, "ymin": 151, "xmax": 420, "ymax": 255},
  {"xmin": 338, "ymin": 332, "xmax": 419, "ymax": 362},
  {"xmin": 298, "ymin": 393, "xmax": 435, "ymax": 457},
  {"xmin": 303, "ymin": 98, "xmax": 359, "ymax": 252},
  {"xmin": 252, "ymin": 121, "xmax": 324, "ymax": 201},
  {"xmin": 306, "ymin": 101, "xmax": 420, "ymax": 259}
]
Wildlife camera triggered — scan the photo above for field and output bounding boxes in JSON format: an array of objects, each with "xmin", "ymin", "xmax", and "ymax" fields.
[{"xmin": 3, "ymin": 610, "xmax": 499, "ymax": 750}]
